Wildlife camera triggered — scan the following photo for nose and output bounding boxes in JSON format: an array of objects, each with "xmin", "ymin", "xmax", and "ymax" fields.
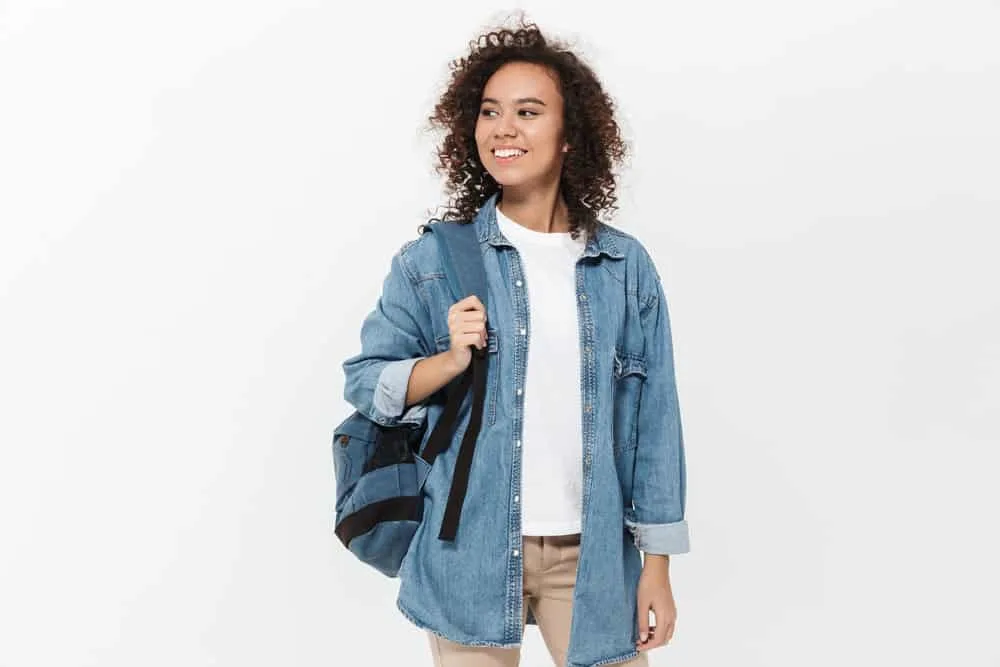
[{"xmin": 494, "ymin": 116, "xmax": 516, "ymax": 138}]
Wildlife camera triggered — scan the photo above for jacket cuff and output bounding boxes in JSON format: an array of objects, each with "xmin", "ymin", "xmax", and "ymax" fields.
[
  {"xmin": 624, "ymin": 517, "xmax": 690, "ymax": 555},
  {"xmin": 372, "ymin": 357, "xmax": 425, "ymax": 425}
]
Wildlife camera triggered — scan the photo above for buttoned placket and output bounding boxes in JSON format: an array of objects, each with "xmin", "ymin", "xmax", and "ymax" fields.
[
  {"xmin": 506, "ymin": 246, "xmax": 530, "ymax": 642},
  {"xmin": 574, "ymin": 259, "xmax": 595, "ymax": 567}
]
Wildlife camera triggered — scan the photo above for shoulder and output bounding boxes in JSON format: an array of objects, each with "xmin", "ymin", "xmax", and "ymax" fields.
[
  {"xmin": 595, "ymin": 221, "xmax": 664, "ymax": 297},
  {"xmin": 392, "ymin": 221, "xmax": 461, "ymax": 280}
]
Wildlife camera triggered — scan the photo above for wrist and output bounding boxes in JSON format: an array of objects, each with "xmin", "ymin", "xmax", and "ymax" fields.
[
  {"xmin": 643, "ymin": 553, "xmax": 670, "ymax": 569},
  {"xmin": 439, "ymin": 350, "xmax": 466, "ymax": 378}
]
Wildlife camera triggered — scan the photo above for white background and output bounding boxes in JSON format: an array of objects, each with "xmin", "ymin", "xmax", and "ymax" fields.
[{"xmin": 2, "ymin": 1, "xmax": 998, "ymax": 665}]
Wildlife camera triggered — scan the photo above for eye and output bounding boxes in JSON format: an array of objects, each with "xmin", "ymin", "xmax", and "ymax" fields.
[
  {"xmin": 480, "ymin": 108, "xmax": 498, "ymax": 117},
  {"xmin": 519, "ymin": 110, "xmax": 539, "ymax": 117}
]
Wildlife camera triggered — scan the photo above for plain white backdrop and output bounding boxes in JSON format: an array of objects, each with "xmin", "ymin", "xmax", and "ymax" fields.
[{"xmin": 1, "ymin": 1, "xmax": 999, "ymax": 665}]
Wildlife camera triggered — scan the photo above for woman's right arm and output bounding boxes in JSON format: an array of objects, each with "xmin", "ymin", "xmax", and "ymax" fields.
[
  {"xmin": 342, "ymin": 246, "xmax": 487, "ymax": 426},
  {"xmin": 342, "ymin": 247, "xmax": 437, "ymax": 427}
]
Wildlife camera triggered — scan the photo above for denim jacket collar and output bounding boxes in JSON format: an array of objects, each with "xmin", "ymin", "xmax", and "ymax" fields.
[{"xmin": 472, "ymin": 191, "xmax": 625, "ymax": 260}]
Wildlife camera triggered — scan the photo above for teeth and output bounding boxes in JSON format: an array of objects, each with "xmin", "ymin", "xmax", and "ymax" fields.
[{"xmin": 495, "ymin": 149, "xmax": 525, "ymax": 158}]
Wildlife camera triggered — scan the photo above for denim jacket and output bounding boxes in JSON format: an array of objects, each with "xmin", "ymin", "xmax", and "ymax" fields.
[{"xmin": 342, "ymin": 192, "xmax": 689, "ymax": 667}]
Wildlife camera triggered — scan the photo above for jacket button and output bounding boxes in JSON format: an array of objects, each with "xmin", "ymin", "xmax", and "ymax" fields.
[{"xmin": 338, "ymin": 435, "xmax": 350, "ymax": 446}]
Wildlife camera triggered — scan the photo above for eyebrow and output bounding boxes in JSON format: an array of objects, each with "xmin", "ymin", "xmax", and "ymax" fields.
[{"xmin": 481, "ymin": 96, "xmax": 547, "ymax": 106}]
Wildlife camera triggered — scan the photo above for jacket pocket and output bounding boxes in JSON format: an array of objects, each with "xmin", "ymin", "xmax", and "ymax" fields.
[
  {"xmin": 612, "ymin": 350, "xmax": 647, "ymax": 453},
  {"xmin": 435, "ymin": 327, "xmax": 500, "ymax": 425}
]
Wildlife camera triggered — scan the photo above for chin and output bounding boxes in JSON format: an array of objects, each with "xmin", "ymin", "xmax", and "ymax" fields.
[{"xmin": 488, "ymin": 172, "xmax": 538, "ymax": 190}]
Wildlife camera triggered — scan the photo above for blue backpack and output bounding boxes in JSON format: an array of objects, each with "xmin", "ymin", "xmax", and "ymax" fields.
[{"xmin": 332, "ymin": 220, "xmax": 489, "ymax": 577}]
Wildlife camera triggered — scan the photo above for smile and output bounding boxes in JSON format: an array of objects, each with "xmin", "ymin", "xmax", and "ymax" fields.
[{"xmin": 493, "ymin": 148, "xmax": 527, "ymax": 163}]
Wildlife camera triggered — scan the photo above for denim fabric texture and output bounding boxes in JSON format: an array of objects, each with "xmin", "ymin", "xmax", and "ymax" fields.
[{"xmin": 342, "ymin": 192, "xmax": 689, "ymax": 667}]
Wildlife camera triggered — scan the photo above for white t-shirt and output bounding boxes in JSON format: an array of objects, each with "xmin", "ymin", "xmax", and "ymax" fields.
[{"xmin": 495, "ymin": 203, "xmax": 587, "ymax": 536}]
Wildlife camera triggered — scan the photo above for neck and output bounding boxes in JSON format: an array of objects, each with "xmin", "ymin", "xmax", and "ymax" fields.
[{"xmin": 497, "ymin": 181, "xmax": 569, "ymax": 234}]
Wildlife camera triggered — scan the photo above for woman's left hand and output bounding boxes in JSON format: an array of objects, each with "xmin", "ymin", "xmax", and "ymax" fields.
[{"xmin": 635, "ymin": 554, "xmax": 676, "ymax": 652}]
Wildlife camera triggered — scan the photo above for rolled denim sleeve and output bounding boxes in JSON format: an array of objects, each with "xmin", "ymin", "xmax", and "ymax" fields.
[
  {"xmin": 342, "ymin": 245, "xmax": 434, "ymax": 428},
  {"xmin": 625, "ymin": 254, "xmax": 690, "ymax": 555}
]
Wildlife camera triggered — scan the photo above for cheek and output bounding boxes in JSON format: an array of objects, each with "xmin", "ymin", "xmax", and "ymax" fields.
[
  {"xmin": 475, "ymin": 117, "xmax": 493, "ymax": 141},
  {"xmin": 474, "ymin": 124, "xmax": 491, "ymax": 155},
  {"xmin": 527, "ymin": 121, "xmax": 562, "ymax": 151},
  {"xmin": 528, "ymin": 134, "xmax": 563, "ymax": 164}
]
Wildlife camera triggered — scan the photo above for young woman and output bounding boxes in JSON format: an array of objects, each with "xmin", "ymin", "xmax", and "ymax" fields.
[{"xmin": 342, "ymin": 19, "xmax": 689, "ymax": 667}]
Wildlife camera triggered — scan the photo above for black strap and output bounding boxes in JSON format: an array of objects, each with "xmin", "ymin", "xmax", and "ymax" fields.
[
  {"xmin": 437, "ymin": 346, "xmax": 488, "ymax": 541},
  {"xmin": 419, "ymin": 360, "xmax": 474, "ymax": 466},
  {"xmin": 335, "ymin": 495, "xmax": 423, "ymax": 547}
]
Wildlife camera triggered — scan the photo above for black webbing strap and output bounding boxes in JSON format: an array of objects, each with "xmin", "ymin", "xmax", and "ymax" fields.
[
  {"xmin": 418, "ymin": 361, "xmax": 473, "ymax": 466},
  {"xmin": 437, "ymin": 346, "xmax": 488, "ymax": 541},
  {"xmin": 334, "ymin": 495, "xmax": 423, "ymax": 547}
]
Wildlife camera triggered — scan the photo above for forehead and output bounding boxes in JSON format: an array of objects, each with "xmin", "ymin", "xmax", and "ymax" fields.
[{"xmin": 481, "ymin": 61, "xmax": 562, "ymax": 103}]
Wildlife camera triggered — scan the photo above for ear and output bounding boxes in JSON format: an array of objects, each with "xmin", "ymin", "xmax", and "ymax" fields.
[{"xmin": 562, "ymin": 143, "xmax": 570, "ymax": 153}]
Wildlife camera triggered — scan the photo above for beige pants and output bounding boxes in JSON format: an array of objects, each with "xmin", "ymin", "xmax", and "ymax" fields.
[{"xmin": 427, "ymin": 533, "xmax": 648, "ymax": 667}]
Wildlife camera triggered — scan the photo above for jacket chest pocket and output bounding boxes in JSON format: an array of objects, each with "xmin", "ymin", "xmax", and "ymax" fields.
[
  {"xmin": 612, "ymin": 350, "xmax": 647, "ymax": 452},
  {"xmin": 434, "ymin": 327, "xmax": 500, "ymax": 426}
]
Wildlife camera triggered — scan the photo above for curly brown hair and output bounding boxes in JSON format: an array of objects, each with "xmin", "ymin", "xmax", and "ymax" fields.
[{"xmin": 426, "ymin": 16, "xmax": 628, "ymax": 241}]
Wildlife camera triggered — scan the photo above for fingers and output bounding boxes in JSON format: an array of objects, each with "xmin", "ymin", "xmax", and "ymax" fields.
[
  {"xmin": 449, "ymin": 310, "xmax": 487, "ymax": 327},
  {"xmin": 636, "ymin": 599, "xmax": 674, "ymax": 652},
  {"xmin": 448, "ymin": 313, "xmax": 486, "ymax": 340},
  {"xmin": 649, "ymin": 613, "xmax": 669, "ymax": 648},
  {"xmin": 449, "ymin": 294, "xmax": 485, "ymax": 316},
  {"xmin": 448, "ymin": 295, "xmax": 487, "ymax": 350},
  {"xmin": 459, "ymin": 294, "xmax": 485, "ymax": 310},
  {"xmin": 636, "ymin": 596, "xmax": 651, "ymax": 648},
  {"xmin": 453, "ymin": 331, "xmax": 486, "ymax": 350}
]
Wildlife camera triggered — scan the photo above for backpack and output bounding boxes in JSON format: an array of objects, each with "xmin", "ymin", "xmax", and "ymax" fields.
[{"xmin": 331, "ymin": 219, "xmax": 490, "ymax": 577}]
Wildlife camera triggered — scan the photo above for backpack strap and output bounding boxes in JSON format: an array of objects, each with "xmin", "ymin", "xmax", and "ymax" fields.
[
  {"xmin": 420, "ymin": 220, "xmax": 489, "ymax": 542},
  {"xmin": 427, "ymin": 221, "xmax": 489, "ymax": 313}
]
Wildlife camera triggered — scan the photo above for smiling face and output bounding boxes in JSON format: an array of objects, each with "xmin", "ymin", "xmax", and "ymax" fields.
[{"xmin": 475, "ymin": 61, "xmax": 568, "ymax": 192}]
